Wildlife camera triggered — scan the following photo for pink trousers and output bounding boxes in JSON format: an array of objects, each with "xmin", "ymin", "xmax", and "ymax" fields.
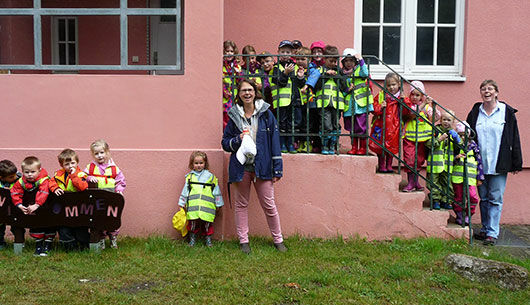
[{"xmin": 233, "ymin": 171, "xmax": 284, "ymax": 244}]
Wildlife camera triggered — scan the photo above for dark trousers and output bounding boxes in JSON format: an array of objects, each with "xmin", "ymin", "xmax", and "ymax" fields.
[
  {"xmin": 188, "ymin": 219, "xmax": 214, "ymax": 236},
  {"xmin": 59, "ymin": 226, "xmax": 90, "ymax": 249}
]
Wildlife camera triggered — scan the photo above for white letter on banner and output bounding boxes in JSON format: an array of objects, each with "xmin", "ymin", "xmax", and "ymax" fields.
[
  {"xmin": 65, "ymin": 206, "xmax": 79, "ymax": 217},
  {"xmin": 107, "ymin": 205, "xmax": 118, "ymax": 218}
]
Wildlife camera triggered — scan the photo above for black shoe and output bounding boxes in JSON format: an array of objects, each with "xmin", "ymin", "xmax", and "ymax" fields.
[
  {"xmin": 34, "ymin": 241, "xmax": 43, "ymax": 256},
  {"xmin": 473, "ymin": 231, "xmax": 487, "ymax": 241},
  {"xmin": 483, "ymin": 236, "xmax": 497, "ymax": 246},
  {"xmin": 40, "ymin": 241, "xmax": 52, "ymax": 256},
  {"xmin": 274, "ymin": 242, "xmax": 288, "ymax": 252},
  {"xmin": 240, "ymin": 242, "xmax": 251, "ymax": 254}
]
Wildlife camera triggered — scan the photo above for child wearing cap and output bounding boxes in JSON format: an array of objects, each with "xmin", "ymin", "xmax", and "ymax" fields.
[
  {"xmin": 451, "ymin": 121, "xmax": 484, "ymax": 225},
  {"xmin": 270, "ymin": 40, "xmax": 301, "ymax": 153},
  {"xmin": 402, "ymin": 81, "xmax": 440, "ymax": 192},
  {"xmin": 341, "ymin": 49, "xmax": 373, "ymax": 155}
]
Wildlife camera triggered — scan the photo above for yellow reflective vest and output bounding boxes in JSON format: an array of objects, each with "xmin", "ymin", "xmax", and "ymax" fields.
[
  {"xmin": 86, "ymin": 163, "xmax": 119, "ymax": 191},
  {"xmin": 426, "ymin": 138, "xmax": 454, "ymax": 174},
  {"xmin": 270, "ymin": 64, "xmax": 293, "ymax": 108},
  {"xmin": 451, "ymin": 149, "xmax": 478, "ymax": 186},
  {"xmin": 53, "ymin": 171, "xmax": 87, "ymax": 192},
  {"xmin": 315, "ymin": 67, "xmax": 345, "ymax": 110},
  {"xmin": 344, "ymin": 66, "xmax": 373, "ymax": 113},
  {"xmin": 186, "ymin": 173, "xmax": 218, "ymax": 223},
  {"xmin": 18, "ymin": 176, "xmax": 49, "ymax": 191},
  {"xmin": 405, "ymin": 104, "xmax": 434, "ymax": 142}
]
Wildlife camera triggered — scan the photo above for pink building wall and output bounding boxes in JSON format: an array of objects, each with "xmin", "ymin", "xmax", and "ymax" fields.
[
  {"xmin": 224, "ymin": 0, "xmax": 530, "ymax": 227},
  {"xmin": 0, "ymin": 1, "xmax": 528, "ymax": 242}
]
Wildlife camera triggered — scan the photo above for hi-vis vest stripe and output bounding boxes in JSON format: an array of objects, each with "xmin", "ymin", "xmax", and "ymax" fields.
[
  {"xmin": 88, "ymin": 163, "xmax": 118, "ymax": 191},
  {"xmin": 344, "ymin": 66, "xmax": 373, "ymax": 113},
  {"xmin": 452, "ymin": 149, "xmax": 478, "ymax": 186},
  {"xmin": 186, "ymin": 173, "xmax": 218, "ymax": 223},
  {"xmin": 270, "ymin": 64, "xmax": 292, "ymax": 108},
  {"xmin": 316, "ymin": 67, "xmax": 344, "ymax": 110},
  {"xmin": 223, "ymin": 65, "xmax": 238, "ymax": 106},
  {"xmin": 18, "ymin": 176, "xmax": 49, "ymax": 192},
  {"xmin": 295, "ymin": 65, "xmax": 312, "ymax": 105},
  {"xmin": 426, "ymin": 140, "xmax": 454, "ymax": 174},
  {"xmin": 405, "ymin": 104, "xmax": 434, "ymax": 142}
]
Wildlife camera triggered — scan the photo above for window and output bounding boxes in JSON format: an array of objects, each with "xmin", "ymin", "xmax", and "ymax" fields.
[
  {"xmin": 52, "ymin": 17, "xmax": 78, "ymax": 66},
  {"xmin": 0, "ymin": 0, "xmax": 183, "ymax": 73},
  {"xmin": 354, "ymin": 0, "xmax": 466, "ymax": 81}
]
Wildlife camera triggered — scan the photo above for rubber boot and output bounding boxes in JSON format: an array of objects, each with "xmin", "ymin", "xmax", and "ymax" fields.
[
  {"xmin": 385, "ymin": 154, "xmax": 394, "ymax": 173},
  {"xmin": 455, "ymin": 211, "xmax": 463, "ymax": 225},
  {"xmin": 280, "ymin": 137, "xmax": 287, "ymax": 153},
  {"xmin": 321, "ymin": 137, "xmax": 330, "ymax": 155},
  {"xmin": 328, "ymin": 136, "xmax": 337, "ymax": 154},
  {"xmin": 357, "ymin": 138, "xmax": 367, "ymax": 155},
  {"xmin": 34, "ymin": 240, "xmax": 43, "ymax": 256},
  {"xmin": 287, "ymin": 137, "xmax": 297, "ymax": 154},
  {"xmin": 464, "ymin": 216, "xmax": 470, "ymax": 226},
  {"xmin": 347, "ymin": 138, "xmax": 358, "ymax": 155},
  {"xmin": 13, "ymin": 243, "xmax": 24, "ymax": 255},
  {"xmin": 414, "ymin": 175, "xmax": 424, "ymax": 191},
  {"xmin": 205, "ymin": 236, "xmax": 213, "ymax": 247},
  {"xmin": 89, "ymin": 242, "xmax": 102, "ymax": 253},
  {"xmin": 41, "ymin": 240, "xmax": 52, "ymax": 257},
  {"xmin": 377, "ymin": 154, "xmax": 386, "ymax": 172},
  {"xmin": 403, "ymin": 172, "xmax": 415, "ymax": 192},
  {"xmin": 188, "ymin": 233, "xmax": 197, "ymax": 247}
]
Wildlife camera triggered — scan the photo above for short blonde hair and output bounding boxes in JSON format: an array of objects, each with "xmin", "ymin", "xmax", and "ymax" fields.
[
  {"xmin": 442, "ymin": 109, "xmax": 456, "ymax": 122},
  {"xmin": 21, "ymin": 156, "xmax": 41, "ymax": 170},
  {"xmin": 188, "ymin": 151, "xmax": 209, "ymax": 170},
  {"xmin": 90, "ymin": 139, "xmax": 110, "ymax": 154}
]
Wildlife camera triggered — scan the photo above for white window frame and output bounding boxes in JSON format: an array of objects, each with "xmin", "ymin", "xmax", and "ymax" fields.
[
  {"xmin": 52, "ymin": 16, "xmax": 78, "ymax": 66},
  {"xmin": 354, "ymin": 0, "xmax": 466, "ymax": 81}
]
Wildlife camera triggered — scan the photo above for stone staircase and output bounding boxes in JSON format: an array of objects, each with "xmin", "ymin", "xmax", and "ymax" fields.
[{"xmin": 220, "ymin": 153, "xmax": 469, "ymax": 240}]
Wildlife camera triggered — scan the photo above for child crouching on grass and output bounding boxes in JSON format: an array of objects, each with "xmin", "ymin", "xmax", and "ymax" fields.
[{"xmin": 178, "ymin": 151, "xmax": 223, "ymax": 247}]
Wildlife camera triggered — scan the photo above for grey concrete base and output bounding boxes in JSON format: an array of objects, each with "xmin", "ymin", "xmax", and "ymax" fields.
[{"xmin": 13, "ymin": 243, "xmax": 24, "ymax": 255}]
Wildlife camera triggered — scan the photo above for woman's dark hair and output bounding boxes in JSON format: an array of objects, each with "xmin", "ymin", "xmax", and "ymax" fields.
[
  {"xmin": 480, "ymin": 79, "xmax": 499, "ymax": 93},
  {"xmin": 235, "ymin": 78, "xmax": 262, "ymax": 106}
]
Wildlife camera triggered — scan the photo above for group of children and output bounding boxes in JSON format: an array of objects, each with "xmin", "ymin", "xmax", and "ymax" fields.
[
  {"xmin": 0, "ymin": 139, "xmax": 125, "ymax": 256},
  {"xmin": 223, "ymin": 39, "xmax": 483, "ymax": 224}
]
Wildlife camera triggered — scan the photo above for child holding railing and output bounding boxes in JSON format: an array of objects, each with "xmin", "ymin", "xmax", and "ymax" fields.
[
  {"xmin": 402, "ymin": 81, "xmax": 440, "ymax": 191},
  {"xmin": 223, "ymin": 40, "xmax": 242, "ymax": 129}
]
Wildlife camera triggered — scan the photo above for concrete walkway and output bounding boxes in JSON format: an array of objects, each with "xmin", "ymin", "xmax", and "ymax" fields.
[{"xmin": 473, "ymin": 224, "xmax": 530, "ymax": 259}]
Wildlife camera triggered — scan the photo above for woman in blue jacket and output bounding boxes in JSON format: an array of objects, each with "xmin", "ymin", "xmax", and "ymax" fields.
[{"xmin": 222, "ymin": 79, "xmax": 287, "ymax": 254}]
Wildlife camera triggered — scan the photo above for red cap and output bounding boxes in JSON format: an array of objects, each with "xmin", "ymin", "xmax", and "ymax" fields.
[{"xmin": 310, "ymin": 41, "xmax": 326, "ymax": 50}]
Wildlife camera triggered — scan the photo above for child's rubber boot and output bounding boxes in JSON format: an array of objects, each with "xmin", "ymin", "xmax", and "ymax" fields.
[
  {"xmin": 287, "ymin": 138, "xmax": 297, "ymax": 154},
  {"xmin": 280, "ymin": 137, "xmax": 288, "ymax": 153},
  {"xmin": 414, "ymin": 175, "xmax": 424, "ymax": 191},
  {"xmin": 297, "ymin": 141, "xmax": 308, "ymax": 153},
  {"xmin": 440, "ymin": 202, "xmax": 452, "ymax": 210},
  {"xmin": 40, "ymin": 240, "xmax": 52, "ymax": 257},
  {"xmin": 347, "ymin": 138, "xmax": 359, "ymax": 155},
  {"xmin": 321, "ymin": 137, "xmax": 330, "ymax": 155},
  {"xmin": 205, "ymin": 236, "xmax": 213, "ymax": 247},
  {"xmin": 455, "ymin": 211, "xmax": 463, "ymax": 225},
  {"xmin": 377, "ymin": 154, "xmax": 386, "ymax": 172},
  {"xmin": 13, "ymin": 243, "xmax": 24, "ymax": 255},
  {"xmin": 34, "ymin": 240, "xmax": 43, "ymax": 257},
  {"xmin": 357, "ymin": 138, "xmax": 367, "ymax": 155},
  {"xmin": 403, "ymin": 172, "xmax": 415, "ymax": 192},
  {"xmin": 89, "ymin": 242, "xmax": 102, "ymax": 253},
  {"xmin": 110, "ymin": 235, "xmax": 118, "ymax": 249},
  {"xmin": 433, "ymin": 201, "xmax": 441, "ymax": 210},
  {"xmin": 188, "ymin": 233, "xmax": 197, "ymax": 247},
  {"xmin": 385, "ymin": 154, "xmax": 394, "ymax": 173},
  {"xmin": 464, "ymin": 216, "xmax": 470, "ymax": 226},
  {"xmin": 328, "ymin": 137, "xmax": 337, "ymax": 155}
]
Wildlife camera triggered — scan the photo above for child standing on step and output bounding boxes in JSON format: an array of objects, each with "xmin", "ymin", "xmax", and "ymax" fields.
[
  {"xmin": 223, "ymin": 40, "xmax": 242, "ymax": 129},
  {"xmin": 85, "ymin": 139, "xmax": 126, "ymax": 249},
  {"xmin": 402, "ymin": 81, "xmax": 440, "ymax": 191},
  {"xmin": 425, "ymin": 110, "xmax": 459, "ymax": 210},
  {"xmin": 178, "ymin": 151, "xmax": 223, "ymax": 247},
  {"xmin": 341, "ymin": 48, "xmax": 373, "ymax": 155},
  {"xmin": 451, "ymin": 122, "xmax": 484, "ymax": 225},
  {"xmin": 369, "ymin": 73, "xmax": 410, "ymax": 172}
]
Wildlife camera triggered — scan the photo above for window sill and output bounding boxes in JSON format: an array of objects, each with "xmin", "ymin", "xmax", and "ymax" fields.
[{"xmin": 369, "ymin": 71, "xmax": 466, "ymax": 82}]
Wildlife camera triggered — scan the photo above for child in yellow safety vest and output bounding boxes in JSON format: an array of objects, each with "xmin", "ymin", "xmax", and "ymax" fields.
[
  {"xmin": 223, "ymin": 40, "xmax": 242, "ymax": 129},
  {"xmin": 85, "ymin": 139, "xmax": 126, "ymax": 249},
  {"xmin": 425, "ymin": 110, "xmax": 460, "ymax": 210},
  {"xmin": 178, "ymin": 151, "xmax": 224, "ymax": 247},
  {"xmin": 49, "ymin": 149, "xmax": 89, "ymax": 251},
  {"xmin": 452, "ymin": 122, "xmax": 484, "ymax": 226},
  {"xmin": 402, "ymin": 81, "xmax": 440, "ymax": 192}
]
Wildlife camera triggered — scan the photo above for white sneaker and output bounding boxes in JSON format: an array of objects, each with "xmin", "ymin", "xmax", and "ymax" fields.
[{"xmin": 99, "ymin": 239, "xmax": 105, "ymax": 250}]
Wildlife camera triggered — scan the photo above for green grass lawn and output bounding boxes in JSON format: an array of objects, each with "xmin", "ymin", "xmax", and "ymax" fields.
[{"xmin": 0, "ymin": 236, "xmax": 528, "ymax": 305}]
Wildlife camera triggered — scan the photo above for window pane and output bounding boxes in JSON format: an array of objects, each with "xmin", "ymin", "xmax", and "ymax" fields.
[
  {"xmin": 68, "ymin": 19, "xmax": 76, "ymax": 41},
  {"xmin": 362, "ymin": 26, "xmax": 379, "ymax": 64},
  {"xmin": 42, "ymin": 0, "xmax": 119, "ymax": 8},
  {"xmin": 438, "ymin": 0, "xmax": 456, "ymax": 23},
  {"xmin": 59, "ymin": 43, "xmax": 66, "ymax": 65},
  {"xmin": 437, "ymin": 27, "xmax": 455, "ymax": 65},
  {"xmin": 58, "ymin": 19, "xmax": 65, "ymax": 41},
  {"xmin": 68, "ymin": 43, "xmax": 76, "ymax": 65},
  {"xmin": 0, "ymin": 16, "xmax": 34, "ymax": 65},
  {"xmin": 161, "ymin": 0, "xmax": 177, "ymax": 22},
  {"xmin": 417, "ymin": 0, "xmax": 434, "ymax": 23},
  {"xmin": 416, "ymin": 27, "xmax": 434, "ymax": 65},
  {"xmin": 363, "ymin": 0, "xmax": 380, "ymax": 23},
  {"xmin": 383, "ymin": 0, "xmax": 401, "ymax": 23},
  {"xmin": 383, "ymin": 26, "xmax": 400, "ymax": 64}
]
